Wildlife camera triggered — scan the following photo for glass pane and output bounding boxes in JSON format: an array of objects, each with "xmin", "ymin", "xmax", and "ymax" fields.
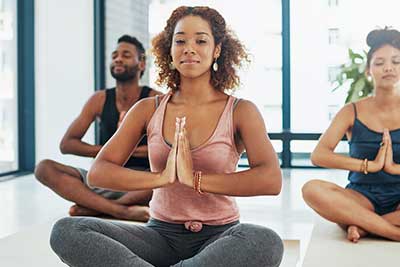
[
  {"xmin": 105, "ymin": 0, "xmax": 150, "ymax": 87},
  {"xmin": 0, "ymin": 0, "xmax": 18, "ymax": 173},
  {"xmin": 290, "ymin": 0, "xmax": 400, "ymax": 133},
  {"xmin": 149, "ymin": 0, "xmax": 282, "ymax": 130},
  {"xmin": 291, "ymin": 140, "xmax": 349, "ymax": 166}
]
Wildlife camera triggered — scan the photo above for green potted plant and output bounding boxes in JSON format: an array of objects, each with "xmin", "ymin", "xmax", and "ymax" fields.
[{"xmin": 333, "ymin": 49, "xmax": 373, "ymax": 103}]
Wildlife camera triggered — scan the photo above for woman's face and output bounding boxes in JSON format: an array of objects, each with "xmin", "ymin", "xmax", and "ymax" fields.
[
  {"xmin": 368, "ymin": 44, "xmax": 400, "ymax": 89},
  {"xmin": 170, "ymin": 15, "xmax": 220, "ymax": 79}
]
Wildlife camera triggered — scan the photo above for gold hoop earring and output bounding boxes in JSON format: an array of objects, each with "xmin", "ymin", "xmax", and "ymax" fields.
[{"xmin": 212, "ymin": 58, "xmax": 218, "ymax": 72}]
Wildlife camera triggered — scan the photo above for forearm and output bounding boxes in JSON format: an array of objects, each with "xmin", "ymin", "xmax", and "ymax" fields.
[
  {"xmin": 88, "ymin": 160, "xmax": 164, "ymax": 191},
  {"xmin": 198, "ymin": 166, "xmax": 282, "ymax": 196},
  {"xmin": 60, "ymin": 139, "xmax": 102, "ymax": 158},
  {"xmin": 311, "ymin": 150, "xmax": 365, "ymax": 172},
  {"xmin": 130, "ymin": 145, "xmax": 148, "ymax": 158},
  {"xmin": 386, "ymin": 163, "xmax": 400, "ymax": 175}
]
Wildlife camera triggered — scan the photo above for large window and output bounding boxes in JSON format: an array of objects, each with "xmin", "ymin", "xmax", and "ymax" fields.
[
  {"xmin": 290, "ymin": 0, "xmax": 400, "ymax": 166},
  {"xmin": 104, "ymin": 0, "xmax": 150, "ymax": 88},
  {"xmin": 0, "ymin": 0, "xmax": 18, "ymax": 174},
  {"xmin": 96, "ymin": 0, "xmax": 400, "ymax": 168}
]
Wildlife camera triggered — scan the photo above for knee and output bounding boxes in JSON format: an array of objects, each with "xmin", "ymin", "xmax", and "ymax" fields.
[
  {"xmin": 50, "ymin": 217, "xmax": 77, "ymax": 256},
  {"xmin": 235, "ymin": 224, "xmax": 284, "ymax": 267},
  {"xmin": 302, "ymin": 179, "xmax": 327, "ymax": 204},
  {"xmin": 34, "ymin": 159, "xmax": 55, "ymax": 184}
]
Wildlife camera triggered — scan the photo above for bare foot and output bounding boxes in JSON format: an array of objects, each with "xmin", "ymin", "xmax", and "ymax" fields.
[
  {"xmin": 119, "ymin": 205, "xmax": 150, "ymax": 222},
  {"xmin": 347, "ymin": 225, "xmax": 368, "ymax": 243},
  {"xmin": 69, "ymin": 204, "xmax": 102, "ymax": 217}
]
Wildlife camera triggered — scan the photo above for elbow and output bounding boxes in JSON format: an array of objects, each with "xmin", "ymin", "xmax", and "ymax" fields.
[
  {"xmin": 271, "ymin": 180, "xmax": 282, "ymax": 195},
  {"xmin": 59, "ymin": 139, "xmax": 69, "ymax": 154},
  {"xmin": 261, "ymin": 168, "xmax": 282, "ymax": 196},
  {"xmin": 310, "ymin": 150, "xmax": 322, "ymax": 167},
  {"xmin": 270, "ymin": 170, "xmax": 283, "ymax": 195}
]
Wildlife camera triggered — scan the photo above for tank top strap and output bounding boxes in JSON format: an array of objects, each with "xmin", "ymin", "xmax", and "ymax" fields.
[
  {"xmin": 351, "ymin": 102, "xmax": 358, "ymax": 119},
  {"xmin": 212, "ymin": 95, "xmax": 236, "ymax": 139},
  {"xmin": 147, "ymin": 91, "xmax": 172, "ymax": 135}
]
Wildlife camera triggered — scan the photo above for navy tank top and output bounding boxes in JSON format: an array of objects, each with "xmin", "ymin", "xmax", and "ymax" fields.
[
  {"xmin": 348, "ymin": 103, "xmax": 400, "ymax": 184},
  {"xmin": 99, "ymin": 86, "xmax": 151, "ymax": 169}
]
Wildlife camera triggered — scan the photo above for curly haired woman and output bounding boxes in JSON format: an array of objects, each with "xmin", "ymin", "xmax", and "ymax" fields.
[{"xmin": 49, "ymin": 6, "xmax": 283, "ymax": 267}]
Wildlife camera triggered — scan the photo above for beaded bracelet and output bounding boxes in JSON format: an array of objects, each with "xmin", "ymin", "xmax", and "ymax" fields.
[{"xmin": 193, "ymin": 171, "xmax": 204, "ymax": 195}]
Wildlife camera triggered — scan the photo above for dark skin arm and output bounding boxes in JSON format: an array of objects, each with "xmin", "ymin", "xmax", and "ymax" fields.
[
  {"xmin": 88, "ymin": 96, "xmax": 175, "ymax": 191},
  {"xmin": 59, "ymin": 91, "xmax": 104, "ymax": 157}
]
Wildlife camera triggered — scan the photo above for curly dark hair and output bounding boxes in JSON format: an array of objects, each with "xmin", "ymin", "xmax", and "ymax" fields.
[
  {"xmin": 366, "ymin": 26, "xmax": 400, "ymax": 68},
  {"xmin": 152, "ymin": 6, "xmax": 249, "ymax": 92}
]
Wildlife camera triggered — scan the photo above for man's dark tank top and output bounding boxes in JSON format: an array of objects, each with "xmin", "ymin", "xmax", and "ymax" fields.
[{"xmin": 99, "ymin": 86, "xmax": 151, "ymax": 169}]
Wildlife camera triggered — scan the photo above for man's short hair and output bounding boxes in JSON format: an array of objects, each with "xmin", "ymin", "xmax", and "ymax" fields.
[{"xmin": 118, "ymin": 35, "xmax": 146, "ymax": 61}]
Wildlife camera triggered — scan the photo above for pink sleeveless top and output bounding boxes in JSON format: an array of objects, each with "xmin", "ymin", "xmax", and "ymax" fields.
[{"xmin": 147, "ymin": 92, "xmax": 241, "ymax": 226}]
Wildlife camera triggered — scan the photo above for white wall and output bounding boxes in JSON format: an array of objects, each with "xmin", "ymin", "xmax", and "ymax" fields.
[{"xmin": 35, "ymin": 0, "xmax": 94, "ymax": 169}]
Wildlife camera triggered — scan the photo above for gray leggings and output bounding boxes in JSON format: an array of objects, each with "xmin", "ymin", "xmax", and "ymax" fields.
[{"xmin": 50, "ymin": 217, "xmax": 283, "ymax": 267}]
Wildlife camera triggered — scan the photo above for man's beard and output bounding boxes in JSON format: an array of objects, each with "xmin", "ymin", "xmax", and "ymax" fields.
[{"xmin": 110, "ymin": 64, "xmax": 139, "ymax": 82}]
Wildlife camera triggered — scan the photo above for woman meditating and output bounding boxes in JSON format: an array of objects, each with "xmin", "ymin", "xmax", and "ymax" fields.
[
  {"xmin": 303, "ymin": 27, "xmax": 400, "ymax": 243},
  {"xmin": 49, "ymin": 6, "xmax": 283, "ymax": 267}
]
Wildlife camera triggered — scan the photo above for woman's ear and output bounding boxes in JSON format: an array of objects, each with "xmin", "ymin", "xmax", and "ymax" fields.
[{"xmin": 214, "ymin": 43, "xmax": 222, "ymax": 59}]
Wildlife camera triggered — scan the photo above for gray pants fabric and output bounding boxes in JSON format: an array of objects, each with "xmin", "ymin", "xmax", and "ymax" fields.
[{"xmin": 50, "ymin": 217, "xmax": 284, "ymax": 267}]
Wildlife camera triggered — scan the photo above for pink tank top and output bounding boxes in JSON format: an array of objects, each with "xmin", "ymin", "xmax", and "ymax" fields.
[{"xmin": 147, "ymin": 92, "xmax": 241, "ymax": 226}]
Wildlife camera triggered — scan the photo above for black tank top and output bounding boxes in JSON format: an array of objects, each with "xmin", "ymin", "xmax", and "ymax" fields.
[{"xmin": 99, "ymin": 86, "xmax": 151, "ymax": 169}]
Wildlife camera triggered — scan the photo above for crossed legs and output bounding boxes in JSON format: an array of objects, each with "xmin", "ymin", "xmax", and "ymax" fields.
[
  {"xmin": 302, "ymin": 179, "xmax": 400, "ymax": 242},
  {"xmin": 35, "ymin": 159, "xmax": 151, "ymax": 221}
]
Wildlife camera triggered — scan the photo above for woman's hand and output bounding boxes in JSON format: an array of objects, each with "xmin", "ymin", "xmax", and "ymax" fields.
[
  {"xmin": 383, "ymin": 129, "xmax": 398, "ymax": 174},
  {"xmin": 176, "ymin": 117, "xmax": 195, "ymax": 188},
  {"xmin": 159, "ymin": 118, "xmax": 180, "ymax": 186},
  {"xmin": 368, "ymin": 129, "xmax": 388, "ymax": 173}
]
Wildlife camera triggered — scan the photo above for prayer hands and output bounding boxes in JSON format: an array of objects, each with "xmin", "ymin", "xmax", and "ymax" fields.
[
  {"xmin": 176, "ymin": 117, "xmax": 195, "ymax": 187},
  {"xmin": 368, "ymin": 128, "xmax": 399, "ymax": 174},
  {"xmin": 159, "ymin": 117, "xmax": 180, "ymax": 185},
  {"xmin": 383, "ymin": 129, "xmax": 398, "ymax": 174},
  {"xmin": 368, "ymin": 128, "xmax": 389, "ymax": 172},
  {"xmin": 160, "ymin": 117, "xmax": 194, "ymax": 188}
]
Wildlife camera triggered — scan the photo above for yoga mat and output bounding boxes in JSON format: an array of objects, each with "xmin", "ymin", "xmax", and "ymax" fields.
[{"xmin": 303, "ymin": 217, "xmax": 400, "ymax": 267}]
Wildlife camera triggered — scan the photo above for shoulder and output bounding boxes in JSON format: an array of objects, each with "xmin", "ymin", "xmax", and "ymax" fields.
[
  {"xmin": 328, "ymin": 102, "xmax": 358, "ymax": 131},
  {"xmin": 82, "ymin": 90, "xmax": 106, "ymax": 115},
  {"xmin": 233, "ymin": 98, "xmax": 260, "ymax": 118},
  {"xmin": 91, "ymin": 89, "xmax": 107, "ymax": 101},
  {"xmin": 232, "ymin": 98, "xmax": 264, "ymax": 128},
  {"xmin": 129, "ymin": 96, "xmax": 160, "ymax": 118},
  {"xmin": 336, "ymin": 97, "xmax": 372, "ymax": 121}
]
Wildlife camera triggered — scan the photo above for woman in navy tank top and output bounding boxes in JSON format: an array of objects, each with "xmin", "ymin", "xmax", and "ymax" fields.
[{"xmin": 303, "ymin": 27, "xmax": 400, "ymax": 243}]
